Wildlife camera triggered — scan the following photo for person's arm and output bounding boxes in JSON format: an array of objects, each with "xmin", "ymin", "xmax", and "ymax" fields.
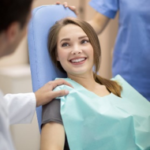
[
  {"xmin": 41, "ymin": 98, "xmax": 66, "ymax": 150},
  {"xmin": 41, "ymin": 123, "xmax": 65, "ymax": 150},
  {"xmin": 4, "ymin": 79, "xmax": 73, "ymax": 125},
  {"xmin": 4, "ymin": 93, "xmax": 36, "ymax": 124},
  {"xmin": 0, "ymin": 94, "xmax": 16, "ymax": 150},
  {"xmin": 88, "ymin": 12, "xmax": 110, "ymax": 34},
  {"xmin": 56, "ymin": 2, "xmax": 110, "ymax": 34}
]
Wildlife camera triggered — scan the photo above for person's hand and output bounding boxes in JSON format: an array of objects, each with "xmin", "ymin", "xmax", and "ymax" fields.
[
  {"xmin": 35, "ymin": 79, "xmax": 73, "ymax": 107},
  {"xmin": 56, "ymin": 1, "xmax": 78, "ymax": 15}
]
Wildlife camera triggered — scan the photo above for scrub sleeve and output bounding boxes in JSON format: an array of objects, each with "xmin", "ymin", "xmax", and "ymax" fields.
[{"xmin": 42, "ymin": 99, "xmax": 70, "ymax": 150}]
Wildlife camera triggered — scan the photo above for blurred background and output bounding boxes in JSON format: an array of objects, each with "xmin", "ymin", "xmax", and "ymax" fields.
[{"xmin": 0, "ymin": 0, "xmax": 118, "ymax": 150}]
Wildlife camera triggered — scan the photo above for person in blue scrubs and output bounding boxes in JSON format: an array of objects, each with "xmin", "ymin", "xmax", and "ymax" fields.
[{"xmin": 59, "ymin": 0, "xmax": 150, "ymax": 101}]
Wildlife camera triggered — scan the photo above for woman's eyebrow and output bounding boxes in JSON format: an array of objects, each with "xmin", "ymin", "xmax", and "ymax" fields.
[
  {"xmin": 60, "ymin": 36, "xmax": 88, "ymax": 43},
  {"xmin": 60, "ymin": 38, "xmax": 70, "ymax": 43},
  {"xmin": 78, "ymin": 35, "xmax": 88, "ymax": 39}
]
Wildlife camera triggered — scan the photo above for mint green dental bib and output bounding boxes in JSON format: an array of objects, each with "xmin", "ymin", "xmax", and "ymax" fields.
[{"xmin": 54, "ymin": 75, "xmax": 150, "ymax": 150}]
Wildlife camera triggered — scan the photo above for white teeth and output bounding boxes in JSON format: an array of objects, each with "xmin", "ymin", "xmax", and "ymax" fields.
[{"xmin": 71, "ymin": 58, "xmax": 85, "ymax": 63}]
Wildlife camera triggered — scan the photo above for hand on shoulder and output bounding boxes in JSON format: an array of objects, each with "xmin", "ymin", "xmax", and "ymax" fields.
[{"xmin": 35, "ymin": 79, "xmax": 73, "ymax": 107}]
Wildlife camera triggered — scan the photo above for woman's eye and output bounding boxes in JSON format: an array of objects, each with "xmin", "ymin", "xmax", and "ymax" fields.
[
  {"xmin": 62, "ymin": 43, "xmax": 69, "ymax": 47},
  {"xmin": 81, "ymin": 39, "xmax": 89, "ymax": 44}
]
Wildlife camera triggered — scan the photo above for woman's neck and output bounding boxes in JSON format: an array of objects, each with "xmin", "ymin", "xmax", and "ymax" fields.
[
  {"xmin": 67, "ymin": 72, "xmax": 110, "ymax": 97},
  {"xmin": 68, "ymin": 72, "xmax": 97, "ymax": 91}
]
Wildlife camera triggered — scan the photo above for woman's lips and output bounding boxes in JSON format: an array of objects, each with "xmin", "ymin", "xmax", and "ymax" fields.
[{"xmin": 69, "ymin": 57, "xmax": 87, "ymax": 65}]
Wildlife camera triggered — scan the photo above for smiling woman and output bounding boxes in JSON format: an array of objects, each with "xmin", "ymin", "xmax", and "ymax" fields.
[
  {"xmin": 48, "ymin": 18, "xmax": 122, "ymax": 97},
  {"xmin": 40, "ymin": 17, "xmax": 122, "ymax": 150}
]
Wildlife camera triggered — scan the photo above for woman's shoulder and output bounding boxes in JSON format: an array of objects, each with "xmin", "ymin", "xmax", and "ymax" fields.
[
  {"xmin": 54, "ymin": 77, "xmax": 79, "ymax": 89},
  {"xmin": 53, "ymin": 78, "xmax": 75, "ymax": 95}
]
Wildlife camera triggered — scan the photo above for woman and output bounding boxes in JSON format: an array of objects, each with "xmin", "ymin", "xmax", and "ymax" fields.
[
  {"xmin": 41, "ymin": 17, "xmax": 122, "ymax": 150},
  {"xmin": 40, "ymin": 18, "xmax": 150, "ymax": 150}
]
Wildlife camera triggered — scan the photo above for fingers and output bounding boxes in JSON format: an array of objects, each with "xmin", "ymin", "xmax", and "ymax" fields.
[
  {"xmin": 63, "ymin": 2, "xmax": 68, "ymax": 7},
  {"xmin": 56, "ymin": 1, "xmax": 67, "ymax": 7},
  {"xmin": 50, "ymin": 90, "xmax": 69, "ymax": 99},
  {"xmin": 56, "ymin": 1, "xmax": 60, "ymax": 5},
  {"xmin": 35, "ymin": 89, "xmax": 69, "ymax": 107},
  {"xmin": 55, "ymin": 2, "xmax": 77, "ymax": 15},
  {"xmin": 68, "ymin": 6, "xmax": 78, "ymax": 15},
  {"xmin": 54, "ymin": 79, "xmax": 73, "ymax": 87},
  {"xmin": 68, "ymin": 5, "xmax": 75, "ymax": 10},
  {"xmin": 47, "ymin": 79, "xmax": 73, "ymax": 90}
]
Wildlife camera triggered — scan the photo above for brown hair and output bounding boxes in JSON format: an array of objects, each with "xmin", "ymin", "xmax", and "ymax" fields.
[{"xmin": 48, "ymin": 18, "xmax": 122, "ymax": 97}]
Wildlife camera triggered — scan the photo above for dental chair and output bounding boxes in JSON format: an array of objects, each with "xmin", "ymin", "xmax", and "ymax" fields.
[{"xmin": 28, "ymin": 5, "xmax": 76, "ymax": 131}]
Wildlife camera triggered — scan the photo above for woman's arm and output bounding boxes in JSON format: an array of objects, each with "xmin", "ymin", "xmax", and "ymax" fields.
[
  {"xmin": 41, "ymin": 122, "xmax": 65, "ymax": 150},
  {"xmin": 41, "ymin": 98, "xmax": 66, "ymax": 150},
  {"xmin": 88, "ymin": 12, "xmax": 110, "ymax": 35}
]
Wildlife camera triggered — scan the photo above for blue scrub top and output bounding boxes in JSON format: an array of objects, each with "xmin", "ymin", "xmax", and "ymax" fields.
[{"xmin": 90, "ymin": 0, "xmax": 150, "ymax": 101}]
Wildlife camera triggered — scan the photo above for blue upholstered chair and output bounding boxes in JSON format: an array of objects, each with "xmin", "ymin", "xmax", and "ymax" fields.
[{"xmin": 28, "ymin": 5, "xmax": 76, "ymax": 131}]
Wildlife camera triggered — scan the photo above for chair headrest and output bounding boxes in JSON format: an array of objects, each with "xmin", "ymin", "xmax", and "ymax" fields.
[{"xmin": 28, "ymin": 5, "xmax": 76, "ymax": 92}]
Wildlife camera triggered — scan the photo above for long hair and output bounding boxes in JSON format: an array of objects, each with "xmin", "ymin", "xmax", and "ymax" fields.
[{"xmin": 48, "ymin": 17, "xmax": 122, "ymax": 97}]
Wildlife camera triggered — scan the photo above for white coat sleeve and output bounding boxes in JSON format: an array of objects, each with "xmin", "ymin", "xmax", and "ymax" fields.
[{"xmin": 4, "ymin": 93, "xmax": 36, "ymax": 124}]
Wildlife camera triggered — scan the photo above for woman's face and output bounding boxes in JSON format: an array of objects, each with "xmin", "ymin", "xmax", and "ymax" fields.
[{"xmin": 57, "ymin": 24, "xmax": 94, "ymax": 76}]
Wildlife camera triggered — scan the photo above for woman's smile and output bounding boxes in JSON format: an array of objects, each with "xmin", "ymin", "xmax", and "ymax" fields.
[{"xmin": 69, "ymin": 57, "xmax": 87, "ymax": 66}]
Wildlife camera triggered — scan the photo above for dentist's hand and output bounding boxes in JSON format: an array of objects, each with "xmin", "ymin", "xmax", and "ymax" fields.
[
  {"xmin": 56, "ymin": 1, "xmax": 78, "ymax": 15},
  {"xmin": 35, "ymin": 79, "xmax": 73, "ymax": 107}
]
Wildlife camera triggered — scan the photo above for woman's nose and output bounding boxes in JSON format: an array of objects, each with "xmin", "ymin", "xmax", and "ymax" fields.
[{"xmin": 71, "ymin": 45, "xmax": 82, "ymax": 55}]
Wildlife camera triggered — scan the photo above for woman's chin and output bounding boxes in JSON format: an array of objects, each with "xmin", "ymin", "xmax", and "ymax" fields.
[{"xmin": 67, "ymin": 70, "xmax": 88, "ymax": 76}]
